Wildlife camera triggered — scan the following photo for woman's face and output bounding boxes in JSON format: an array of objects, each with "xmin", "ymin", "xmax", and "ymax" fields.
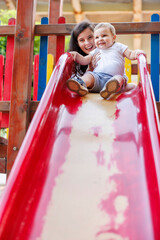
[{"xmin": 77, "ymin": 27, "xmax": 95, "ymax": 55}]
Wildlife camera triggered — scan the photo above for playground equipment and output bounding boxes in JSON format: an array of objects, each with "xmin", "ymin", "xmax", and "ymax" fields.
[
  {"xmin": 0, "ymin": 51, "xmax": 160, "ymax": 239},
  {"xmin": 0, "ymin": 1, "xmax": 160, "ymax": 174},
  {"xmin": 0, "ymin": 0, "xmax": 160, "ymax": 238}
]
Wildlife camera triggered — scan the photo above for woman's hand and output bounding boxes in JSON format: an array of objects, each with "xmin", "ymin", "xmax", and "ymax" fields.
[{"xmin": 87, "ymin": 52, "xmax": 101, "ymax": 71}]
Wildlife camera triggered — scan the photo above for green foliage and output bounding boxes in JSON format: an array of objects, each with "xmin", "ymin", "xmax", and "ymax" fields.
[
  {"xmin": 0, "ymin": 129, "xmax": 7, "ymax": 138},
  {"xmin": 0, "ymin": 37, "xmax": 6, "ymax": 56},
  {"xmin": 34, "ymin": 36, "xmax": 40, "ymax": 56},
  {"xmin": 0, "ymin": 10, "xmax": 16, "ymax": 25},
  {"xmin": 65, "ymin": 36, "xmax": 71, "ymax": 52},
  {"xmin": 0, "ymin": 10, "xmax": 16, "ymax": 56}
]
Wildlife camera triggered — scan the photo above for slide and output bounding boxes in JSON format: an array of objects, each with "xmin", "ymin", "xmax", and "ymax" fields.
[{"xmin": 0, "ymin": 53, "xmax": 160, "ymax": 240}]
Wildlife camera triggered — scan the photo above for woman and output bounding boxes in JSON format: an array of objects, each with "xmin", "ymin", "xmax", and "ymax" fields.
[{"xmin": 68, "ymin": 21, "xmax": 99, "ymax": 77}]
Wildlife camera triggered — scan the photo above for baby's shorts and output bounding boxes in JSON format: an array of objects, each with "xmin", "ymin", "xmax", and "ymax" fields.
[{"xmin": 86, "ymin": 72, "xmax": 113, "ymax": 93}]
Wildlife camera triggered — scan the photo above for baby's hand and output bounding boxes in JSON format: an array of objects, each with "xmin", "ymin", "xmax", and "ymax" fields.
[{"xmin": 135, "ymin": 49, "xmax": 146, "ymax": 59}]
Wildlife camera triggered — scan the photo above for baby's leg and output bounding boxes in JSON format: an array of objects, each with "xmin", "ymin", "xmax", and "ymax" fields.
[
  {"xmin": 125, "ymin": 83, "xmax": 136, "ymax": 91},
  {"xmin": 67, "ymin": 72, "xmax": 95, "ymax": 96},
  {"xmin": 100, "ymin": 75, "xmax": 124, "ymax": 99},
  {"xmin": 114, "ymin": 75, "xmax": 136, "ymax": 92},
  {"xmin": 112, "ymin": 75, "xmax": 125, "ymax": 89},
  {"xmin": 81, "ymin": 73, "xmax": 95, "ymax": 89},
  {"xmin": 67, "ymin": 75, "xmax": 89, "ymax": 96}
]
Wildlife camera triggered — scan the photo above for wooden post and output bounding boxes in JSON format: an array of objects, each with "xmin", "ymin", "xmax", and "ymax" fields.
[
  {"xmin": 48, "ymin": 0, "xmax": 63, "ymax": 59},
  {"xmin": 7, "ymin": 0, "xmax": 37, "ymax": 176},
  {"xmin": 56, "ymin": 17, "xmax": 65, "ymax": 62},
  {"xmin": 71, "ymin": 0, "xmax": 84, "ymax": 23},
  {"xmin": 133, "ymin": 0, "xmax": 142, "ymax": 50},
  {"xmin": 37, "ymin": 17, "xmax": 48, "ymax": 100},
  {"xmin": 2, "ymin": 18, "xmax": 15, "ymax": 128}
]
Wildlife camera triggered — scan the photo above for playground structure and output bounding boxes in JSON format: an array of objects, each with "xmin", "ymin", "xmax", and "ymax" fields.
[
  {"xmin": 0, "ymin": 50, "xmax": 160, "ymax": 239},
  {"xmin": 0, "ymin": 1, "xmax": 159, "ymax": 175},
  {"xmin": 0, "ymin": 0, "xmax": 160, "ymax": 239}
]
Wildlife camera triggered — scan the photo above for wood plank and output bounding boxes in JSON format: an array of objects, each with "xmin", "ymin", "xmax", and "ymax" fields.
[
  {"xmin": 37, "ymin": 17, "xmax": 48, "ymax": 101},
  {"xmin": 0, "ymin": 101, "xmax": 39, "ymax": 113},
  {"xmin": 30, "ymin": 101, "xmax": 39, "ymax": 112},
  {"xmin": 0, "ymin": 55, "xmax": 4, "ymax": 128},
  {"xmin": 1, "ymin": 18, "xmax": 15, "ymax": 128},
  {"xmin": 7, "ymin": 0, "xmax": 37, "ymax": 176},
  {"xmin": 0, "ymin": 56, "xmax": 4, "ymax": 101},
  {"xmin": 0, "ymin": 145, "xmax": 7, "ymax": 158},
  {"xmin": 0, "ymin": 158, "xmax": 6, "ymax": 173},
  {"xmin": 56, "ymin": 17, "xmax": 65, "ymax": 63},
  {"xmin": 125, "ymin": 58, "xmax": 132, "ymax": 83},
  {"xmin": 0, "ymin": 137, "xmax": 8, "ymax": 145},
  {"xmin": 0, "ymin": 101, "xmax": 10, "ymax": 112},
  {"xmin": 157, "ymin": 102, "xmax": 160, "ymax": 113},
  {"xmin": 47, "ymin": 54, "xmax": 54, "ymax": 84},
  {"xmin": 151, "ymin": 14, "xmax": 160, "ymax": 102},
  {"xmin": 34, "ymin": 22, "xmax": 160, "ymax": 36},
  {"xmin": 48, "ymin": 0, "xmax": 63, "ymax": 58},
  {"xmin": 0, "ymin": 25, "xmax": 15, "ymax": 36},
  {"xmin": 1, "ymin": 22, "xmax": 160, "ymax": 37},
  {"xmin": 157, "ymin": 102, "xmax": 160, "ymax": 121},
  {"xmin": 33, "ymin": 55, "xmax": 39, "ymax": 100}
]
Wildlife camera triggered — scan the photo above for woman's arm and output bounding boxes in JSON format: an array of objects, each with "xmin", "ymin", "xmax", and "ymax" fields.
[{"xmin": 70, "ymin": 51, "xmax": 92, "ymax": 65}]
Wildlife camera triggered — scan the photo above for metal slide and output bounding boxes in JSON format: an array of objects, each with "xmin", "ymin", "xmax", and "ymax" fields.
[{"xmin": 0, "ymin": 53, "xmax": 160, "ymax": 240}]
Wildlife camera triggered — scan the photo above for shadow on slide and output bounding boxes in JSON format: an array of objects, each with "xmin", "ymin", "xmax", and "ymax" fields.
[{"xmin": 0, "ymin": 53, "xmax": 160, "ymax": 240}]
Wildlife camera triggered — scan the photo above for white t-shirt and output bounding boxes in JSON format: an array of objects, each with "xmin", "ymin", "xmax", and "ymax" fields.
[{"xmin": 91, "ymin": 42, "xmax": 128, "ymax": 76}]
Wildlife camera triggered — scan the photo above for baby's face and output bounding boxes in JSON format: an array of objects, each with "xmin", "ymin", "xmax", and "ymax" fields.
[{"xmin": 94, "ymin": 27, "xmax": 116, "ymax": 50}]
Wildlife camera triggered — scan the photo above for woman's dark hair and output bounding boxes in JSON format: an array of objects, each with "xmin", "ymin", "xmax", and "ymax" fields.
[{"xmin": 68, "ymin": 21, "xmax": 94, "ymax": 75}]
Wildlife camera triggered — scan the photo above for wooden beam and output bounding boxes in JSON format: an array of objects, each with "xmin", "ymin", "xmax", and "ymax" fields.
[
  {"xmin": 157, "ymin": 102, "xmax": 160, "ymax": 120},
  {"xmin": 34, "ymin": 22, "xmax": 160, "ymax": 36},
  {"xmin": 0, "ymin": 137, "xmax": 7, "ymax": 173},
  {"xmin": 0, "ymin": 101, "xmax": 10, "ymax": 112},
  {"xmin": 0, "ymin": 137, "xmax": 8, "ymax": 145},
  {"xmin": 1, "ymin": 22, "xmax": 160, "ymax": 37},
  {"xmin": 0, "ymin": 25, "xmax": 15, "ymax": 36},
  {"xmin": 4, "ymin": 0, "xmax": 16, "ymax": 10},
  {"xmin": 71, "ymin": 0, "xmax": 84, "ymax": 23},
  {"xmin": 62, "ymin": 10, "xmax": 160, "ymax": 24},
  {"xmin": 48, "ymin": 0, "xmax": 64, "ymax": 58},
  {"xmin": 133, "ymin": 0, "xmax": 142, "ymax": 22},
  {"xmin": 30, "ymin": 101, "xmax": 39, "ymax": 112},
  {"xmin": 71, "ymin": 0, "xmax": 81, "ymax": 13},
  {"xmin": 7, "ymin": 0, "xmax": 37, "ymax": 176},
  {"xmin": 0, "ymin": 157, "xmax": 6, "ymax": 173},
  {"xmin": 0, "ymin": 101, "xmax": 39, "ymax": 113},
  {"xmin": 133, "ymin": 0, "xmax": 142, "ymax": 50},
  {"xmin": 157, "ymin": 102, "xmax": 160, "ymax": 112}
]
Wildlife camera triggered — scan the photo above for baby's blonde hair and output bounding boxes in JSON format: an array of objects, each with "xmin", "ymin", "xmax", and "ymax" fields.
[{"xmin": 94, "ymin": 22, "xmax": 116, "ymax": 36}]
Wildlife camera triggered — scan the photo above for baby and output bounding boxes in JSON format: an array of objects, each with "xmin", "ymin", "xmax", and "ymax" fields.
[{"xmin": 67, "ymin": 22, "xmax": 145, "ymax": 99}]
